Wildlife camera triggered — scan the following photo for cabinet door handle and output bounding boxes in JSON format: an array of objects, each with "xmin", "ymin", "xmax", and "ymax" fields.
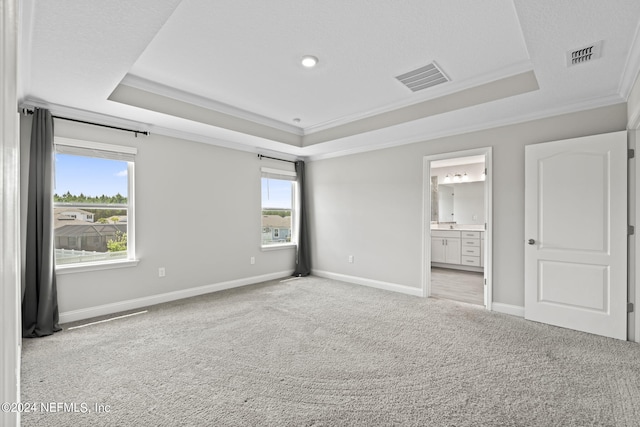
[{"xmin": 528, "ymin": 239, "xmax": 536, "ymax": 245}]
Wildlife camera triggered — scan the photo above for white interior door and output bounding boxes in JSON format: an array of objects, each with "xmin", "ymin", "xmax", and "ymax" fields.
[{"xmin": 524, "ymin": 131, "xmax": 627, "ymax": 340}]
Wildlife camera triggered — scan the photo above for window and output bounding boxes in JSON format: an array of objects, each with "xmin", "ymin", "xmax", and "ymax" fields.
[
  {"xmin": 53, "ymin": 137, "xmax": 136, "ymax": 268},
  {"xmin": 261, "ymin": 167, "xmax": 296, "ymax": 247}
]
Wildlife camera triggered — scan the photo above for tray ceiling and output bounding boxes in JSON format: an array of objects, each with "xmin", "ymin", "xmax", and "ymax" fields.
[{"xmin": 19, "ymin": 0, "xmax": 640, "ymax": 159}]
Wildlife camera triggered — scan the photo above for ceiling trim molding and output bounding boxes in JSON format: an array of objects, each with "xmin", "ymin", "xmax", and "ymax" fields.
[
  {"xmin": 109, "ymin": 83, "xmax": 303, "ymax": 147},
  {"xmin": 120, "ymin": 74, "xmax": 304, "ymax": 136},
  {"xmin": 19, "ymin": 98, "xmax": 308, "ymax": 159},
  {"xmin": 146, "ymin": 125, "xmax": 305, "ymax": 160},
  {"xmin": 121, "ymin": 61, "xmax": 535, "ymax": 140},
  {"xmin": 619, "ymin": 20, "xmax": 640, "ymax": 99},
  {"xmin": 302, "ymin": 69, "xmax": 539, "ymax": 146},
  {"xmin": 145, "ymin": 91, "xmax": 624, "ymax": 161},
  {"xmin": 20, "ymin": 91, "xmax": 625, "ymax": 166},
  {"xmin": 302, "ymin": 60, "xmax": 535, "ymax": 135},
  {"xmin": 116, "ymin": 68, "xmax": 540, "ymax": 150},
  {"xmin": 19, "ymin": 98, "xmax": 152, "ymax": 132},
  {"xmin": 305, "ymin": 93, "xmax": 625, "ymax": 162}
]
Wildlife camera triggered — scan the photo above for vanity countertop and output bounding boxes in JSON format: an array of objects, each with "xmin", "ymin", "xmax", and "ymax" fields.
[{"xmin": 430, "ymin": 226, "xmax": 484, "ymax": 232}]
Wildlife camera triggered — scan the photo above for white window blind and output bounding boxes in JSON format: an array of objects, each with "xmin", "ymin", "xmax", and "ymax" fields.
[
  {"xmin": 261, "ymin": 167, "xmax": 296, "ymax": 182},
  {"xmin": 55, "ymin": 137, "xmax": 136, "ymax": 162}
]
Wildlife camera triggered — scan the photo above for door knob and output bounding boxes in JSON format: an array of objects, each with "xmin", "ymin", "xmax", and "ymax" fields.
[{"xmin": 528, "ymin": 239, "xmax": 536, "ymax": 245}]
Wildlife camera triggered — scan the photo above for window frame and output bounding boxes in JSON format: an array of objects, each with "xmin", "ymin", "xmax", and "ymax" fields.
[
  {"xmin": 53, "ymin": 137, "xmax": 139, "ymax": 274},
  {"xmin": 260, "ymin": 167, "xmax": 297, "ymax": 250}
]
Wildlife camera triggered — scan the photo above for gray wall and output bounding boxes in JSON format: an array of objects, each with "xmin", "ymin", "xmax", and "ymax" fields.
[
  {"xmin": 21, "ymin": 117, "xmax": 296, "ymax": 315},
  {"xmin": 18, "ymin": 102, "xmax": 630, "ymax": 316},
  {"xmin": 306, "ymin": 103, "xmax": 628, "ymax": 307}
]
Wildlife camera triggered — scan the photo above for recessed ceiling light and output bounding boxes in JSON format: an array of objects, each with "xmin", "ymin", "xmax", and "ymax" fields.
[{"xmin": 301, "ymin": 55, "xmax": 318, "ymax": 68}]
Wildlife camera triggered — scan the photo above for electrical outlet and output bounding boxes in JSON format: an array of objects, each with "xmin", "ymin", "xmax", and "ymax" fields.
[
  {"xmin": 250, "ymin": 256, "xmax": 255, "ymax": 265},
  {"xmin": 348, "ymin": 255, "xmax": 354, "ymax": 263},
  {"xmin": 158, "ymin": 267, "xmax": 166, "ymax": 277}
]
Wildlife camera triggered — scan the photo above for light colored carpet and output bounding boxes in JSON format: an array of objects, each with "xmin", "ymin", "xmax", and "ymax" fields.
[{"xmin": 21, "ymin": 276, "xmax": 640, "ymax": 426}]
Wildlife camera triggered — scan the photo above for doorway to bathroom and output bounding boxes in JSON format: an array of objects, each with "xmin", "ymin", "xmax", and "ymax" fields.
[{"xmin": 422, "ymin": 148, "xmax": 492, "ymax": 308}]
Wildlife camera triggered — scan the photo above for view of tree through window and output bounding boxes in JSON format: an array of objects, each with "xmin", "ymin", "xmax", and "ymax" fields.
[{"xmin": 54, "ymin": 151, "xmax": 133, "ymax": 266}]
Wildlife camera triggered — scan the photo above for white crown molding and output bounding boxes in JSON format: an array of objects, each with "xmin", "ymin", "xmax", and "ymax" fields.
[
  {"xmin": 148, "ymin": 124, "xmax": 306, "ymax": 160},
  {"xmin": 305, "ymin": 93, "xmax": 625, "ymax": 162},
  {"xmin": 124, "ymin": 88, "xmax": 624, "ymax": 162},
  {"xmin": 19, "ymin": 98, "xmax": 151, "ymax": 132},
  {"xmin": 302, "ymin": 60, "xmax": 535, "ymax": 135},
  {"xmin": 20, "ymin": 98, "xmax": 309, "ymax": 160},
  {"xmin": 20, "ymin": 91, "xmax": 624, "ymax": 166},
  {"xmin": 618, "ymin": 19, "xmax": 640, "ymax": 99},
  {"xmin": 121, "ymin": 74, "xmax": 304, "ymax": 136},
  {"xmin": 121, "ymin": 61, "xmax": 535, "ymax": 141}
]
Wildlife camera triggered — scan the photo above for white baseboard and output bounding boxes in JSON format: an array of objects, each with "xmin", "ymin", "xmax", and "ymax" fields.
[
  {"xmin": 312, "ymin": 270, "xmax": 423, "ymax": 297},
  {"xmin": 59, "ymin": 270, "xmax": 293, "ymax": 324},
  {"xmin": 491, "ymin": 302, "xmax": 525, "ymax": 318}
]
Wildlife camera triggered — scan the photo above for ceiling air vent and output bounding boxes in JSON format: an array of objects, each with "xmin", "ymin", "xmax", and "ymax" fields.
[
  {"xmin": 396, "ymin": 62, "xmax": 449, "ymax": 92},
  {"xmin": 566, "ymin": 41, "xmax": 602, "ymax": 67}
]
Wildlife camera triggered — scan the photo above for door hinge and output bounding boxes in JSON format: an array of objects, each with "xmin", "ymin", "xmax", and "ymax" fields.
[
  {"xmin": 629, "ymin": 149, "xmax": 635, "ymax": 159},
  {"xmin": 628, "ymin": 302, "xmax": 634, "ymax": 313},
  {"xmin": 629, "ymin": 225, "xmax": 635, "ymax": 236}
]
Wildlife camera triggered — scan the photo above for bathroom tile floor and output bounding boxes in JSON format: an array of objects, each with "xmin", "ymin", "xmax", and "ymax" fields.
[{"xmin": 430, "ymin": 267, "xmax": 484, "ymax": 306}]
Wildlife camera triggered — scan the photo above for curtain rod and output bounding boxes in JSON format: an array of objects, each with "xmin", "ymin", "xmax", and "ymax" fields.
[
  {"xmin": 258, "ymin": 154, "xmax": 297, "ymax": 164},
  {"xmin": 23, "ymin": 108, "xmax": 149, "ymax": 137}
]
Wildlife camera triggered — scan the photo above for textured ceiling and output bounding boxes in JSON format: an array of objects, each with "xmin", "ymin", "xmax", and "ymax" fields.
[
  {"xmin": 19, "ymin": 0, "xmax": 640, "ymax": 159},
  {"xmin": 126, "ymin": 0, "xmax": 529, "ymax": 129}
]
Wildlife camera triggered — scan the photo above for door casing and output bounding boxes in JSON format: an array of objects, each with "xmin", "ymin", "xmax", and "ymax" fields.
[{"xmin": 422, "ymin": 147, "xmax": 493, "ymax": 309}]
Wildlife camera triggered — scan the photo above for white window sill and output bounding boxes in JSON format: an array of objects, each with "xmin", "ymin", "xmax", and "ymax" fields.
[
  {"xmin": 261, "ymin": 243, "xmax": 297, "ymax": 251},
  {"xmin": 55, "ymin": 259, "xmax": 140, "ymax": 275}
]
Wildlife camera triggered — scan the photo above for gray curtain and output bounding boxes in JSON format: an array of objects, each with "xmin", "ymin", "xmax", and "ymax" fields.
[
  {"xmin": 293, "ymin": 160, "xmax": 311, "ymax": 276},
  {"xmin": 22, "ymin": 108, "xmax": 61, "ymax": 337}
]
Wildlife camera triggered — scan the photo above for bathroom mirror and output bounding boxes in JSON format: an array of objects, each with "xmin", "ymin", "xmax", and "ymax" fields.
[
  {"xmin": 433, "ymin": 181, "xmax": 484, "ymax": 225},
  {"xmin": 438, "ymin": 184, "xmax": 454, "ymax": 222}
]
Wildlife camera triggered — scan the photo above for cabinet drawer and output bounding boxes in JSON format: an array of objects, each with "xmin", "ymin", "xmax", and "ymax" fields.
[
  {"xmin": 462, "ymin": 247, "xmax": 480, "ymax": 256},
  {"xmin": 461, "ymin": 255, "xmax": 480, "ymax": 266},
  {"xmin": 462, "ymin": 239, "xmax": 480, "ymax": 247},
  {"xmin": 431, "ymin": 230, "xmax": 461, "ymax": 238},
  {"xmin": 461, "ymin": 231, "xmax": 480, "ymax": 238}
]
